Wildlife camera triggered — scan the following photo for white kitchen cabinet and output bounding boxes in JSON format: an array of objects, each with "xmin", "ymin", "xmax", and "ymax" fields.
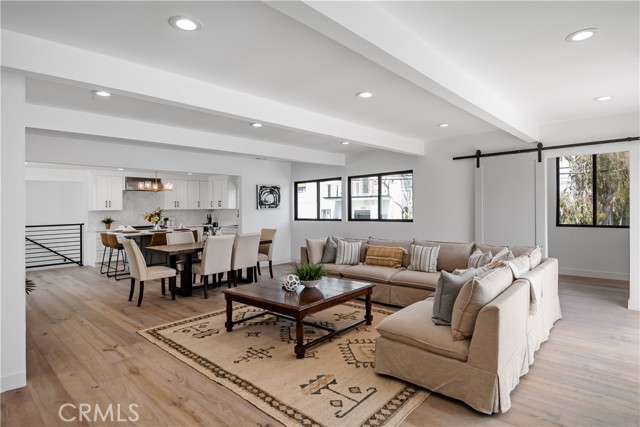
[
  {"xmin": 187, "ymin": 181, "xmax": 201, "ymax": 209},
  {"xmin": 92, "ymin": 175, "xmax": 123, "ymax": 210},
  {"xmin": 199, "ymin": 181, "xmax": 209, "ymax": 210},
  {"xmin": 208, "ymin": 177, "xmax": 236, "ymax": 209},
  {"xmin": 164, "ymin": 179, "xmax": 188, "ymax": 209}
]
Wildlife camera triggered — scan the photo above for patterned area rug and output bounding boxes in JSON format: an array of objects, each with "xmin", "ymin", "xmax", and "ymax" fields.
[{"xmin": 139, "ymin": 302, "xmax": 429, "ymax": 427}]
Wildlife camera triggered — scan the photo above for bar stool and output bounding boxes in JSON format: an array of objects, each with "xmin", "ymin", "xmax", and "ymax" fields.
[
  {"xmin": 99, "ymin": 233, "xmax": 112, "ymax": 274},
  {"xmin": 106, "ymin": 234, "xmax": 129, "ymax": 280},
  {"xmin": 146, "ymin": 232, "xmax": 167, "ymax": 266}
]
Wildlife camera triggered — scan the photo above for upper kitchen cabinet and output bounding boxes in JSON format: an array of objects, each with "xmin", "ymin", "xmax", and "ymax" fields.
[
  {"xmin": 91, "ymin": 175, "xmax": 123, "ymax": 210},
  {"xmin": 187, "ymin": 180, "xmax": 210, "ymax": 209},
  {"xmin": 164, "ymin": 179, "xmax": 188, "ymax": 209},
  {"xmin": 209, "ymin": 176, "xmax": 237, "ymax": 209}
]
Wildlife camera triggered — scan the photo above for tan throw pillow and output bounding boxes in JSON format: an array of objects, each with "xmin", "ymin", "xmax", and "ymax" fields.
[
  {"xmin": 305, "ymin": 239, "xmax": 325, "ymax": 264},
  {"xmin": 491, "ymin": 247, "xmax": 512, "ymax": 261},
  {"xmin": 468, "ymin": 249, "xmax": 492, "ymax": 268},
  {"xmin": 408, "ymin": 244, "xmax": 439, "ymax": 273},
  {"xmin": 364, "ymin": 245, "xmax": 405, "ymax": 268},
  {"xmin": 506, "ymin": 255, "xmax": 531, "ymax": 278},
  {"xmin": 450, "ymin": 265, "xmax": 513, "ymax": 341},
  {"xmin": 529, "ymin": 246, "xmax": 542, "ymax": 269},
  {"xmin": 335, "ymin": 239, "xmax": 361, "ymax": 265}
]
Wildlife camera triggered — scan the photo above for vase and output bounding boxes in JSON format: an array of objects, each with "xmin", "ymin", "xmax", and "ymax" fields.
[
  {"xmin": 301, "ymin": 279, "xmax": 321, "ymax": 288},
  {"xmin": 153, "ymin": 222, "xmax": 161, "ymax": 230}
]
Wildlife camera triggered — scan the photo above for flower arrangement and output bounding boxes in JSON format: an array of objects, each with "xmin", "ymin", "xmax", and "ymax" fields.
[{"xmin": 143, "ymin": 207, "xmax": 164, "ymax": 224}]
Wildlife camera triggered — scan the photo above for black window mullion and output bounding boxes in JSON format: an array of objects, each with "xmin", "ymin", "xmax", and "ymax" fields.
[
  {"xmin": 377, "ymin": 174, "xmax": 383, "ymax": 220},
  {"xmin": 592, "ymin": 154, "xmax": 598, "ymax": 226},
  {"xmin": 316, "ymin": 181, "xmax": 321, "ymax": 219}
]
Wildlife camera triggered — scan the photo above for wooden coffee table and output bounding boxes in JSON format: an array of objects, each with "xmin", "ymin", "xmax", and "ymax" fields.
[{"xmin": 222, "ymin": 277, "xmax": 374, "ymax": 358}]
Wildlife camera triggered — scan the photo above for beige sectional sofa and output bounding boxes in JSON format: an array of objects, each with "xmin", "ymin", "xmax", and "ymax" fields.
[{"xmin": 300, "ymin": 236, "xmax": 562, "ymax": 414}]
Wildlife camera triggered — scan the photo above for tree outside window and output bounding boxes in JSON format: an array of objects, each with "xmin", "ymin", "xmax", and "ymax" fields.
[{"xmin": 557, "ymin": 152, "xmax": 629, "ymax": 227}]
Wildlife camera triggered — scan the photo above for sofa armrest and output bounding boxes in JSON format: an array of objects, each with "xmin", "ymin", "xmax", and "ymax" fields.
[
  {"xmin": 467, "ymin": 281, "xmax": 529, "ymax": 373},
  {"xmin": 300, "ymin": 247, "xmax": 309, "ymax": 265}
]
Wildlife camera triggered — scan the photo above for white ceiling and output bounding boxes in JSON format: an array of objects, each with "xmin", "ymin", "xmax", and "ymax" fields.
[{"xmin": 2, "ymin": 1, "xmax": 638, "ymax": 165}]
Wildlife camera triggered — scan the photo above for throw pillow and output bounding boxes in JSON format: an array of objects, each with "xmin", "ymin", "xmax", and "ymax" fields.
[
  {"xmin": 432, "ymin": 269, "xmax": 477, "ymax": 326},
  {"xmin": 364, "ymin": 245, "xmax": 406, "ymax": 268},
  {"xmin": 491, "ymin": 247, "xmax": 511, "ymax": 261},
  {"xmin": 305, "ymin": 239, "xmax": 325, "ymax": 264},
  {"xmin": 506, "ymin": 254, "xmax": 531, "ymax": 278},
  {"xmin": 320, "ymin": 237, "xmax": 337, "ymax": 263},
  {"xmin": 467, "ymin": 249, "xmax": 492, "ymax": 268},
  {"xmin": 450, "ymin": 265, "xmax": 513, "ymax": 340},
  {"xmin": 528, "ymin": 246, "xmax": 542, "ymax": 269},
  {"xmin": 333, "ymin": 236, "xmax": 368, "ymax": 263},
  {"xmin": 335, "ymin": 239, "xmax": 362, "ymax": 265},
  {"xmin": 408, "ymin": 244, "xmax": 439, "ymax": 273}
]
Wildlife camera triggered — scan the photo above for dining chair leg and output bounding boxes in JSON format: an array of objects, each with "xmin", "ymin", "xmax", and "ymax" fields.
[
  {"xmin": 128, "ymin": 278, "xmax": 135, "ymax": 301},
  {"xmin": 253, "ymin": 266, "xmax": 258, "ymax": 282},
  {"xmin": 257, "ymin": 262, "xmax": 262, "ymax": 276},
  {"xmin": 170, "ymin": 276, "xmax": 176, "ymax": 300},
  {"xmin": 203, "ymin": 275, "xmax": 209, "ymax": 299},
  {"xmin": 268, "ymin": 261, "xmax": 274, "ymax": 279},
  {"xmin": 137, "ymin": 281, "xmax": 145, "ymax": 307},
  {"xmin": 161, "ymin": 278, "xmax": 166, "ymax": 296}
]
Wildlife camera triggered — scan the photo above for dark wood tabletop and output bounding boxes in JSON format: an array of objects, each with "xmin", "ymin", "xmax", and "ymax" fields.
[{"xmin": 223, "ymin": 276, "xmax": 374, "ymax": 358}]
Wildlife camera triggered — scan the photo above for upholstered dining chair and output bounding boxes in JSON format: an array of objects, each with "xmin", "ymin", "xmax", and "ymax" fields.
[
  {"xmin": 146, "ymin": 232, "xmax": 167, "ymax": 265},
  {"xmin": 256, "ymin": 228, "xmax": 277, "ymax": 279},
  {"xmin": 192, "ymin": 235, "xmax": 234, "ymax": 298},
  {"xmin": 230, "ymin": 232, "xmax": 261, "ymax": 287},
  {"xmin": 106, "ymin": 233, "xmax": 128, "ymax": 280},
  {"xmin": 122, "ymin": 239, "xmax": 177, "ymax": 307},
  {"xmin": 166, "ymin": 230, "xmax": 196, "ymax": 270}
]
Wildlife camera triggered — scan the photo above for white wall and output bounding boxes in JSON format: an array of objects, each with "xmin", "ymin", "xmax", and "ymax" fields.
[
  {"xmin": 26, "ymin": 181, "xmax": 85, "ymax": 225},
  {"xmin": 290, "ymin": 131, "xmax": 527, "ymax": 257},
  {"xmin": 1, "ymin": 72, "xmax": 27, "ymax": 392},
  {"xmin": 546, "ymin": 158, "xmax": 630, "ymax": 281}
]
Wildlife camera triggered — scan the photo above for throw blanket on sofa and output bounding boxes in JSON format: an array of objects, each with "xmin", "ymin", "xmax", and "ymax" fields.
[{"xmin": 517, "ymin": 274, "xmax": 542, "ymax": 315}]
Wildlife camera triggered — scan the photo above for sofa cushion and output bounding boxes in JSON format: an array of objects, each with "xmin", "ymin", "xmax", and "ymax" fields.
[
  {"xmin": 340, "ymin": 264, "xmax": 398, "ymax": 283},
  {"xmin": 492, "ymin": 247, "xmax": 513, "ymax": 261},
  {"xmin": 505, "ymin": 255, "xmax": 531, "ymax": 278},
  {"xmin": 389, "ymin": 270, "xmax": 440, "ymax": 290},
  {"xmin": 376, "ymin": 298, "xmax": 470, "ymax": 362},
  {"xmin": 321, "ymin": 263, "xmax": 351, "ymax": 276},
  {"xmin": 528, "ymin": 246, "xmax": 542, "ymax": 269},
  {"xmin": 414, "ymin": 240, "xmax": 474, "ymax": 272},
  {"xmin": 451, "ymin": 265, "xmax": 513, "ymax": 341},
  {"xmin": 367, "ymin": 237, "xmax": 413, "ymax": 267},
  {"xmin": 468, "ymin": 248, "xmax": 492, "ymax": 268},
  {"xmin": 335, "ymin": 239, "xmax": 361, "ymax": 265},
  {"xmin": 432, "ymin": 269, "xmax": 476, "ymax": 326},
  {"xmin": 306, "ymin": 239, "xmax": 325, "ymax": 264},
  {"xmin": 408, "ymin": 244, "xmax": 439, "ymax": 273},
  {"xmin": 333, "ymin": 236, "xmax": 368, "ymax": 263},
  {"xmin": 364, "ymin": 245, "xmax": 405, "ymax": 268},
  {"xmin": 508, "ymin": 245, "xmax": 535, "ymax": 257},
  {"xmin": 475, "ymin": 243, "xmax": 507, "ymax": 255},
  {"xmin": 321, "ymin": 237, "xmax": 337, "ymax": 263}
]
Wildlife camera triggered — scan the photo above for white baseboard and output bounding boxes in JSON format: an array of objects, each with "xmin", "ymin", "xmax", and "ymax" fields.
[
  {"xmin": 1, "ymin": 371, "xmax": 26, "ymax": 392},
  {"xmin": 559, "ymin": 267, "xmax": 629, "ymax": 282}
]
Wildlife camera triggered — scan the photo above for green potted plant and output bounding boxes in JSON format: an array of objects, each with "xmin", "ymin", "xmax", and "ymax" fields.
[
  {"xmin": 292, "ymin": 263, "xmax": 327, "ymax": 288},
  {"xmin": 101, "ymin": 217, "xmax": 115, "ymax": 230}
]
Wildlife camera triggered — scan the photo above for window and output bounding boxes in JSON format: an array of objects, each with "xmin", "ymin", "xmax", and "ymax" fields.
[
  {"xmin": 557, "ymin": 152, "xmax": 629, "ymax": 227},
  {"xmin": 294, "ymin": 178, "xmax": 342, "ymax": 220},
  {"xmin": 348, "ymin": 170, "xmax": 413, "ymax": 221}
]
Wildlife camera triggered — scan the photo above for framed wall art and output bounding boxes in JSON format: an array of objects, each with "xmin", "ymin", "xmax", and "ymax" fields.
[{"xmin": 257, "ymin": 185, "xmax": 281, "ymax": 209}]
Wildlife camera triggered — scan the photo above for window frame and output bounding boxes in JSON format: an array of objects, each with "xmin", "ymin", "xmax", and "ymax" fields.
[
  {"xmin": 293, "ymin": 177, "xmax": 343, "ymax": 221},
  {"xmin": 347, "ymin": 169, "xmax": 414, "ymax": 222},
  {"xmin": 556, "ymin": 154, "xmax": 629, "ymax": 229}
]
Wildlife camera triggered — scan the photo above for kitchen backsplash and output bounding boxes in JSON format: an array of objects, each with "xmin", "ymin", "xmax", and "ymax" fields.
[{"xmin": 88, "ymin": 191, "xmax": 239, "ymax": 230}]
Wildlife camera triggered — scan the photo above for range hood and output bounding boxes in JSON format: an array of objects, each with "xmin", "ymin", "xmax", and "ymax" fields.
[{"xmin": 125, "ymin": 176, "xmax": 173, "ymax": 191}]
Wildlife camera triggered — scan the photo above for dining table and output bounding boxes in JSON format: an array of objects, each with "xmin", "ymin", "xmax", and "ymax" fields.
[{"xmin": 145, "ymin": 238, "xmax": 273, "ymax": 297}]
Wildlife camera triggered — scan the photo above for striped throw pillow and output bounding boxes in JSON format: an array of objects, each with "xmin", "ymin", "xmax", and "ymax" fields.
[
  {"xmin": 468, "ymin": 249, "xmax": 493, "ymax": 268},
  {"xmin": 408, "ymin": 244, "xmax": 439, "ymax": 273},
  {"xmin": 335, "ymin": 240, "xmax": 362, "ymax": 265},
  {"xmin": 364, "ymin": 245, "xmax": 405, "ymax": 268}
]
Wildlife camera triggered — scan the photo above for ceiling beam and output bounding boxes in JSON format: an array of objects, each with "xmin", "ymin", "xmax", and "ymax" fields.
[
  {"xmin": 25, "ymin": 104, "xmax": 346, "ymax": 165},
  {"xmin": 2, "ymin": 30, "xmax": 425, "ymax": 156},
  {"xmin": 268, "ymin": 1, "xmax": 539, "ymax": 143}
]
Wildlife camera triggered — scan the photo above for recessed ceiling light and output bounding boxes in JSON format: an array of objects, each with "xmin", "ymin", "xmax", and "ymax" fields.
[
  {"xmin": 24, "ymin": 162, "xmax": 30, "ymax": 165},
  {"xmin": 437, "ymin": 123, "xmax": 450, "ymax": 128},
  {"xmin": 593, "ymin": 96, "xmax": 613, "ymax": 102},
  {"xmin": 565, "ymin": 28, "xmax": 597, "ymax": 42},
  {"xmin": 92, "ymin": 90, "xmax": 111, "ymax": 97},
  {"xmin": 356, "ymin": 91, "xmax": 373, "ymax": 98},
  {"xmin": 341, "ymin": 141, "xmax": 350, "ymax": 145},
  {"xmin": 168, "ymin": 16, "xmax": 202, "ymax": 31},
  {"xmin": 187, "ymin": 172, "xmax": 193, "ymax": 175},
  {"xmin": 117, "ymin": 168, "xmax": 124, "ymax": 171},
  {"xmin": 250, "ymin": 122, "xmax": 263, "ymax": 128}
]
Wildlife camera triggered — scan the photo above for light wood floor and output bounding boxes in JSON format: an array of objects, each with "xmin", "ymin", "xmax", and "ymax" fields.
[{"xmin": 2, "ymin": 264, "xmax": 639, "ymax": 427}]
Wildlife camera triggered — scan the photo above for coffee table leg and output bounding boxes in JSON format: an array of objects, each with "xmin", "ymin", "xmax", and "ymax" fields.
[
  {"xmin": 225, "ymin": 298, "xmax": 233, "ymax": 332},
  {"xmin": 294, "ymin": 319, "xmax": 305, "ymax": 359},
  {"xmin": 365, "ymin": 291, "xmax": 373, "ymax": 325}
]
